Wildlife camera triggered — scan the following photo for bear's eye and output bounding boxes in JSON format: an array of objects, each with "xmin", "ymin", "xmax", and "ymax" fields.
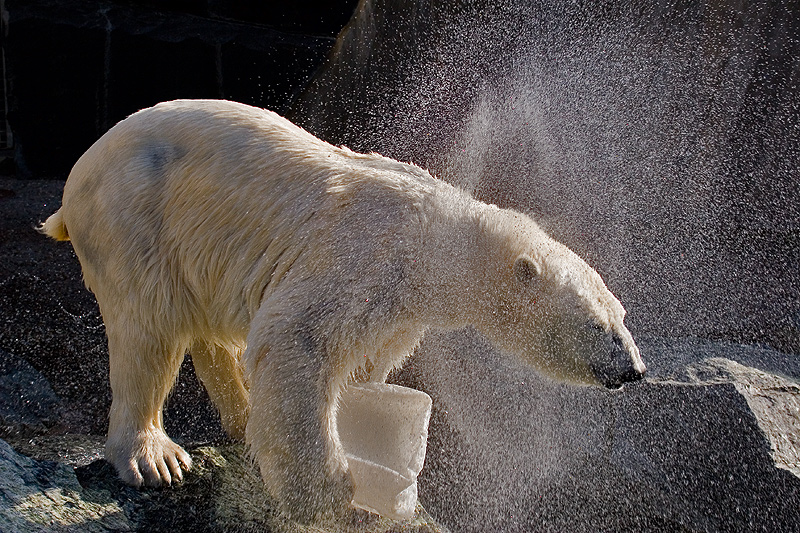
[
  {"xmin": 587, "ymin": 322, "xmax": 607, "ymax": 335},
  {"xmin": 513, "ymin": 255, "xmax": 540, "ymax": 284}
]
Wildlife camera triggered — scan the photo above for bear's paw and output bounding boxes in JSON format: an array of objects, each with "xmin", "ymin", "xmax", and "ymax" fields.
[{"xmin": 106, "ymin": 428, "xmax": 192, "ymax": 488}]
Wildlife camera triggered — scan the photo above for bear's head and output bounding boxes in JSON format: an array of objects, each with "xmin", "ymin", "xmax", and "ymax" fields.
[{"xmin": 475, "ymin": 212, "xmax": 646, "ymax": 389}]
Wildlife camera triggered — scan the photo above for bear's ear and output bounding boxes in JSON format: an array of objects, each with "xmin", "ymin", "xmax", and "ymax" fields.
[{"xmin": 513, "ymin": 254, "xmax": 540, "ymax": 285}]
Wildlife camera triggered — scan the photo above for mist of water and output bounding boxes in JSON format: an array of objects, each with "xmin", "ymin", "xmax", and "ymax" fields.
[
  {"xmin": 293, "ymin": 1, "xmax": 800, "ymax": 530},
  {"xmin": 302, "ymin": 0, "xmax": 799, "ymax": 344}
]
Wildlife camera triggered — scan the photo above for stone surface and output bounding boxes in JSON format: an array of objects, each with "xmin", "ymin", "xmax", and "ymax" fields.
[
  {"xmin": 395, "ymin": 333, "xmax": 800, "ymax": 532},
  {"xmin": 670, "ymin": 356, "xmax": 800, "ymax": 478},
  {"xmin": 0, "ymin": 437, "xmax": 447, "ymax": 533},
  {"xmin": 0, "ymin": 437, "xmax": 130, "ymax": 532}
]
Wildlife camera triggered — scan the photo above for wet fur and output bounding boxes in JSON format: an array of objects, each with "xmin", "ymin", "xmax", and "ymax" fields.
[{"xmin": 42, "ymin": 99, "xmax": 644, "ymax": 521}]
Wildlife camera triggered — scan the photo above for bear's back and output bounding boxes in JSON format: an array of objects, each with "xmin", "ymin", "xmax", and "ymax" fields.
[{"xmin": 59, "ymin": 100, "xmax": 459, "ymax": 327}]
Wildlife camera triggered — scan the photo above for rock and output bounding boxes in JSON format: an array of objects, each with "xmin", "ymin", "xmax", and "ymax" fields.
[
  {"xmin": 394, "ymin": 332, "xmax": 800, "ymax": 532},
  {"xmin": 0, "ymin": 437, "xmax": 448, "ymax": 533},
  {"xmin": 0, "ymin": 437, "xmax": 130, "ymax": 532},
  {"xmin": 669, "ymin": 356, "xmax": 800, "ymax": 478},
  {"xmin": 0, "ymin": 348, "xmax": 62, "ymax": 436}
]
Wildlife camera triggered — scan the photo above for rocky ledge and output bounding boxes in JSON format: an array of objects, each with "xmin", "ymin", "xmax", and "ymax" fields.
[
  {"xmin": 405, "ymin": 333, "xmax": 800, "ymax": 532},
  {"xmin": 0, "ymin": 436, "xmax": 445, "ymax": 533}
]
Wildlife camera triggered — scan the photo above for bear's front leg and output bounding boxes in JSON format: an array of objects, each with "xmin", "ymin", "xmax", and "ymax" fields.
[{"xmin": 245, "ymin": 319, "xmax": 354, "ymax": 523}]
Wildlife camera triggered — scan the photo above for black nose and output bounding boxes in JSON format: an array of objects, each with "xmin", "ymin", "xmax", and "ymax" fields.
[{"xmin": 602, "ymin": 366, "xmax": 645, "ymax": 390}]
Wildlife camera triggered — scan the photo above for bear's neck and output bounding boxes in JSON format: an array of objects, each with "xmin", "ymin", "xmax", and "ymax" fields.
[{"xmin": 412, "ymin": 192, "xmax": 513, "ymax": 330}]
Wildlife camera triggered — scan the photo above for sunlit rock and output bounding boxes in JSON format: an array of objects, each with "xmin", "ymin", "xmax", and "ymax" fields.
[
  {"xmin": 0, "ymin": 437, "xmax": 448, "ymax": 532},
  {"xmin": 0, "ymin": 437, "xmax": 130, "ymax": 532}
]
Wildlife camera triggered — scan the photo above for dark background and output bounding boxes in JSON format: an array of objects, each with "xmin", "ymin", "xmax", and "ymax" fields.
[{"xmin": 2, "ymin": 0, "xmax": 359, "ymax": 178}]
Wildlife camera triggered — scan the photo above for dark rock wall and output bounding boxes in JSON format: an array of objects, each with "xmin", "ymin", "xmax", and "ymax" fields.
[{"xmin": 5, "ymin": 0, "xmax": 358, "ymax": 178}]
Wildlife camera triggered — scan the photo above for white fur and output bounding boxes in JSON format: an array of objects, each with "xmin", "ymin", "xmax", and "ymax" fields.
[{"xmin": 42, "ymin": 99, "xmax": 644, "ymax": 521}]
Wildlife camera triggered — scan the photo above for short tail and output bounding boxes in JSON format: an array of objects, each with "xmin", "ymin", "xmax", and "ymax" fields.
[{"xmin": 39, "ymin": 208, "xmax": 70, "ymax": 241}]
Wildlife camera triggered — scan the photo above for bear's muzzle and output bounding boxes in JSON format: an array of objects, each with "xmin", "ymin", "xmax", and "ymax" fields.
[{"xmin": 591, "ymin": 329, "xmax": 647, "ymax": 389}]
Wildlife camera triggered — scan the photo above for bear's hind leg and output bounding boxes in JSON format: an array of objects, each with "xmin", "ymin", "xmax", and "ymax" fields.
[
  {"xmin": 104, "ymin": 319, "xmax": 192, "ymax": 487},
  {"xmin": 190, "ymin": 341, "xmax": 249, "ymax": 440}
]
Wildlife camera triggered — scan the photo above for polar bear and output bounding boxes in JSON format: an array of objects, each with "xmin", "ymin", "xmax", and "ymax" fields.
[{"xmin": 41, "ymin": 99, "xmax": 645, "ymax": 521}]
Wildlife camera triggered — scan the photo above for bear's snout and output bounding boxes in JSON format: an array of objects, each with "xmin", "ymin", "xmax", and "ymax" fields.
[
  {"xmin": 602, "ymin": 364, "xmax": 645, "ymax": 389},
  {"xmin": 590, "ymin": 329, "xmax": 646, "ymax": 389}
]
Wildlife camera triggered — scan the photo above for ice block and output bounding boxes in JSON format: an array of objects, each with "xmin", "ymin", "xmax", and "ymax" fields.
[{"xmin": 337, "ymin": 382, "xmax": 432, "ymax": 520}]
